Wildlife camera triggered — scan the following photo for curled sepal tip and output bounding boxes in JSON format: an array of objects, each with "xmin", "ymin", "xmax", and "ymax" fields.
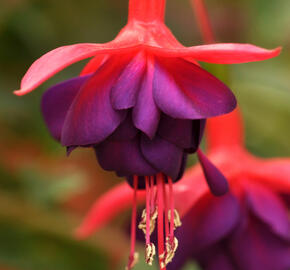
[{"xmin": 197, "ymin": 149, "xmax": 229, "ymax": 196}]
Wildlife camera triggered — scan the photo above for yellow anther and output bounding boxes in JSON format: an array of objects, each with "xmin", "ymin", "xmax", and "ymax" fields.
[
  {"xmin": 164, "ymin": 236, "xmax": 178, "ymax": 265},
  {"xmin": 138, "ymin": 207, "xmax": 158, "ymax": 235},
  {"xmin": 125, "ymin": 252, "xmax": 139, "ymax": 270},
  {"xmin": 159, "ymin": 252, "xmax": 166, "ymax": 269},
  {"xmin": 168, "ymin": 209, "xmax": 182, "ymax": 229},
  {"xmin": 145, "ymin": 243, "xmax": 156, "ymax": 265}
]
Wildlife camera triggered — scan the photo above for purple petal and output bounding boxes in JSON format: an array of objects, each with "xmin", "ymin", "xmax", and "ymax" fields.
[
  {"xmin": 153, "ymin": 58, "xmax": 236, "ymax": 119},
  {"xmin": 157, "ymin": 114, "xmax": 193, "ymax": 149},
  {"xmin": 203, "ymin": 250, "xmax": 235, "ymax": 270},
  {"xmin": 197, "ymin": 149, "xmax": 229, "ymax": 196},
  {"xmin": 176, "ymin": 193, "xmax": 240, "ymax": 252},
  {"xmin": 109, "ymin": 115, "xmax": 138, "ymax": 141},
  {"xmin": 126, "ymin": 176, "xmax": 151, "ymax": 189},
  {"xmin": 140, "ymin": 135, "xmax": 183, "ymax": 180},
  {"xmin": 95, "ymin": 137, "xmax": 157, "ymax": 176},
  {"xmin": 61, "ymin": 57, "xmax": 127, "ymax": 146},
  {"xmin": 111, "ymin": 53, "xmax": 145, "ymax": 110},
  {"xmin": 41, "ymin": 75, "xmax": 91, "ymax": 141},
  {"xmin": 246, "ymin": 183, "xmax": 290, "ymax": 240},
  {"xmin": 187, "ymin": 119, "xmax": 206, "ymax": 153},
  {"xmin": 158, "ymin": 115, "xmax": 206, "ymax": 153},
  {"xmin": 176, "ymin": 153, "xmax": 188, "ymax": 181},
  {"xmin": 132, "ymin": 59, "xmax": 160, "ymax": 139},
  {"xmin": 230, "ymin": 219, "xmax": 290, "ymax": 270},
  {"xmin": 167, "ymin": 234, "xmax": 192, "ymax": 270}
]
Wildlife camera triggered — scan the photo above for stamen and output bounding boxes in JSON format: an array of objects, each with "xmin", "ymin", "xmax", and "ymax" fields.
[
  {"xmin": 162, "ymin": 180, "xmax": 169, "ymax": 239},
  {"xmin": 126, "ymin": 253, "xmax": 139, "ymax": 270},
  {"xmin": 168, "ymin": 177, "xmax": 175, "ymax": 243},
  {"xmin": 150, "ymin": 176, "xmax": 156, "ymax": 213},
  {"xmin": 137, "ymin": 177, "xmax": 156, "ymax": 265},
  {"xmin": 126, "ymin": 175, "xmax": 139, "ymax": 270},
  {"xmin": 138, "ymin": 208, "xmax": 157, "ymax": 235},
  {"xmin": 145, "ymin": 176, "xmax": 151, "ymax": 245},
  {"xmin": 145, "ymin": 243, "xmax": 156, "ymax": 265},
  {"xmin": 164, "ymin": 236, "xmax": 178, "ymax": 265},
  {"xmin": 157, "ymin": 173, "xmax": 166, "ymax": 270},
  {"xmin": 168, "ymin": 209, "xmax": 182, "ymax": 230}
]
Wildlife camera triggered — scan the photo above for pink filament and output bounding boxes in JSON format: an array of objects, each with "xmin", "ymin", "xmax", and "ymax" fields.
[
  {"xmin": 128, "ymin": 175, "xmax": 138, "ymax": 267},
  {"xmin": 150, "ymin": 176, "xmax": 156, "ymax": 214},
  {"xmin": 157, "ymin": 174, "xmax": 166, "ymax": 270},
  {"xmin": 145, "ymin": 176, "xmax": 151, "ymax": 245},
  {"xmin": 162, "ymin": 180, "xmax": 169, "ymax": 238},
  {"xmin": 168, "ymin": 178, "xmax": 175, "ymax": 243}
]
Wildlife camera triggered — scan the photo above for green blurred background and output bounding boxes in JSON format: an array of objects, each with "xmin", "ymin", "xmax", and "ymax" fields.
[{"xmin": 0, "ymin": 0, "xmax": 289, "ymax": 269}]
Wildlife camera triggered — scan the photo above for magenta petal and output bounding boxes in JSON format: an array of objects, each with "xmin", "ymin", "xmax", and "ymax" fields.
[
  {"xmin": 61, "ymin": 58, "xmax": 127, "ymax": 146},
  {"xmin": 197, "ymin": 149, "xmax": 229, "ymax": 196},
  {"xmin": 41, "ymin": 75, "xmax": 92, "ymax": 141},
  {"xmin": 246, "ymin": 183, "xmax": 290, "ymax": 240},
  {"xmin": 140, "ymin": 135, "xmax": 183, "ymax": 180},
  {"xmin": 111, "ymin": 53, "xmax": 145, "ymax": 110},
  {"xmin": 132, "ymin": 59, "xmax": 160, "ymax": 139},
  {"xmin": 153, "ymin": 58, "xmax": 236, "ymax": 119},
  {"xmin": 95, "ymin": 138, "xmax": 157, "ymax": 176}
]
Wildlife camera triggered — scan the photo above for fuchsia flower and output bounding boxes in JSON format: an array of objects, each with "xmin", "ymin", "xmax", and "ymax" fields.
[
  {"xmin": 15, "ymin": 0, "xmax": 281, "ymax": 269},
  {"xmin": 76, "ymin": 109, "xmax": 290, "ymax": 270},
  {"xmin": 169, "ymin": 111, "xmax": 290, "ymax": 270}
]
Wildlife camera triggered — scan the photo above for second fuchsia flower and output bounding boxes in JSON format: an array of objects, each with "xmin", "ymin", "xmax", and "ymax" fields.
[
  {"xmin": 15, "ymin": 0, "xmax": 281, "ymax": 269},
  {"xmin": 169, "ymin": 111, "xmax": 290, "ymax": 270}
]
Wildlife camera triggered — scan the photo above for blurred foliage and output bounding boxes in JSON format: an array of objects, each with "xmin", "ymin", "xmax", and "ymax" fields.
[{"xmin": 0, "ymin": 0, "xmax": 289, "ymax": 269}]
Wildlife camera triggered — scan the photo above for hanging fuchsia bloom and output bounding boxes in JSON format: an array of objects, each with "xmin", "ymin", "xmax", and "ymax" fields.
[
  {"xmin": 15, "ymin": 0, "xmax": 281, "ymax": 268},
  {"xmin": 77, "ymin": 109, "xmax": 290, "ymax": 270},
  {"xmin": 168, "ymin": 111, "xmax": 290, "ymax": 270}
]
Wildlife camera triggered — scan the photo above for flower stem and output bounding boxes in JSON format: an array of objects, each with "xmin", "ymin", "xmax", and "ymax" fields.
[{"xmin": 190, "ymin": 0, "xmax": 215, "ymax": 44}]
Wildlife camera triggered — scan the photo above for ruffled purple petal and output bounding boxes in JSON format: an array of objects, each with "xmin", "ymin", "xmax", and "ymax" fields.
[
  {"xmin": 230, "ymin": 219, "xmax": 290, "ymax": 270},
  {"xmin": 157, "ymin": 114, "xmax": 193, "ymax": 149},
  {"xmin": 140, "ymin": 135, "xmax": 183, "ymax": 180},
  {"xmin": 153, "ymin": 58, "xmax": 236, "ymax": 119},
  {"xmin": 246, "ymin": 183, "xmax": 290, "ymax": 240},
  {"xmin": 110, "ymin": 53, "xmax": 145, "ymax": 110},
  {"xmin": 176, "ymin": 193, "xmax": 240, "ymax": 252},
  {"xmin": 167, "ymin": 229, "xmax": 192, "ymax": 270},
  {"xmin": 41, "ymin": 74, "xmax": 92, "ymax": 141},
  {"xmin": 95, "ymin": 137, "xmax": 157, "ymax": 176},
  {"xmin": 158, "ymin": 117, "xmax": 206, "ymax": 153},
  {"xmin": 132, "ymin": 59, "xmax": 160, "ymax": 139},
  {"xmin": 61, "ymin": 57, "xmax": 127, "ymax": 146},
  {"xmin": 187, "ymin": 119, "xmax": 206, "ymax": 153},
  {"xmin": 109, "ymin": 115, "xmax": 138, "ymax": 141},
  {"xmin": 197, "ymin": 149, "xmax": 229, "ymax": 196},
  {"xmin": 176, "ymin": 153, "xmax": 188, "ymax": 181},
  {"xmin": 203, "ymin": 249, "xmax": 235, "ymax": 270}
]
